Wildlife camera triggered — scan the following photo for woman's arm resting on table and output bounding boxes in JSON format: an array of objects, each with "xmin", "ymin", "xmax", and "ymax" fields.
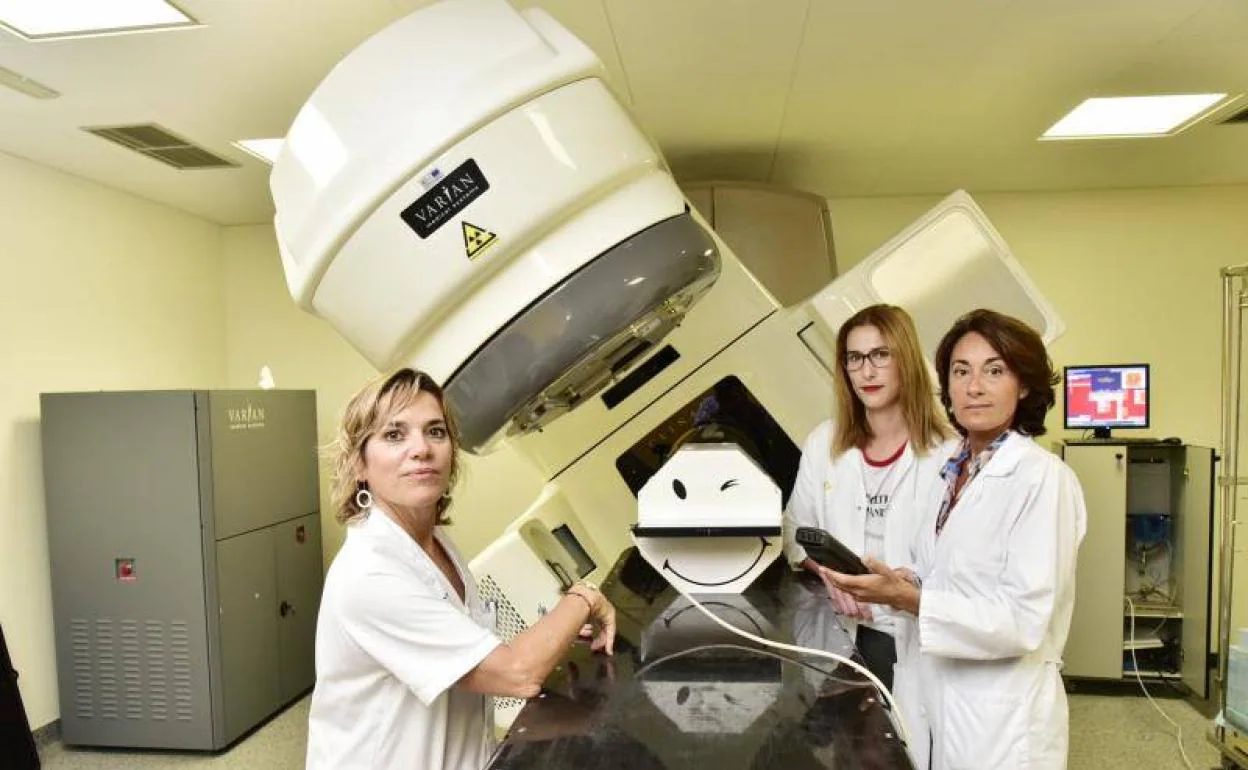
[{"xmin": 458, "ymin": 584, "xmax": 616, "ymax": 699}]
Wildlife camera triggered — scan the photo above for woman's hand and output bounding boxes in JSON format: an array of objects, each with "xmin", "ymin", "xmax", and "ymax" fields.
[
  {"xmin": 808, "ymin": 561, "xmax": 874, "ymax": 620},
  {"xmin": 826, "ymin": 558, "xmax": 921, "ymax": 615},
  {"xmin": 567, "ymin": 584, "xmax": 616, "ymax": 655}
]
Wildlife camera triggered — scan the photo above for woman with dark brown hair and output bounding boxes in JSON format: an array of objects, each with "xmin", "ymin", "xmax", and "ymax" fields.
[
  {"xmin": 306, "ymin": 368, "xmax": 616, "ymax": 770},
  {"xmin": 828, "ymin": 309, "xmax": 1087, "ymax": 770}
]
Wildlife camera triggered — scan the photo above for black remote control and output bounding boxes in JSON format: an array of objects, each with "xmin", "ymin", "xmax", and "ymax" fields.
[{"xmin": 795, "ymin": 526, "xmax": 869, "ymax": 575}]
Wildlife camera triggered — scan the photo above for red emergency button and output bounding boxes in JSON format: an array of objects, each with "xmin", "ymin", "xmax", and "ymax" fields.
[{"xmin": 116, "ymin": 558, "xmax": 137, "ymax": 582}]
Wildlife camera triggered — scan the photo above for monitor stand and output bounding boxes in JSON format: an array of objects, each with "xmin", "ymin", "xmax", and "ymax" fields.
[{"xmin": 1068, "ymin": 428, "xmax": 1162, "ymax": 445}]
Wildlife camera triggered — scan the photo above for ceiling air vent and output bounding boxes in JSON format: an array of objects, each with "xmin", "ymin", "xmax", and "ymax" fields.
[
  {"xmin": 1221, "ymin": 106, "xmax": 1248, "ymax": 125},
  {"xmin": 83, "ymin": 123, "xmax": 238, "ymax": 170}
]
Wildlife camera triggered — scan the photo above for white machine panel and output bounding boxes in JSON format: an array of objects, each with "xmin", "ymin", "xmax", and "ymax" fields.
[
  {"xmin": 809, "ymin": 190, "xmax": 1063, "ymax": 356},
  {"xmin": 273, "ymin": 0, "xmax": 603, "ymax": 303}
]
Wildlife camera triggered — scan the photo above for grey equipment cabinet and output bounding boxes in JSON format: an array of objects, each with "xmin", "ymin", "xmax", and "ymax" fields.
[
  {"xmin": 1061, "ymin": 441, "xmax": 1215, "ymax": 697},
  {"xmin": 39, "ymin": 390, "xmax": 323, "ymax": 750}
]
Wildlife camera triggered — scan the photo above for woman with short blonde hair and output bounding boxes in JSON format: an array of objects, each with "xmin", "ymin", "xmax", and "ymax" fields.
[
  {"xmin": 327, "ymin": 367, "xmax": 462, "ymax": 526},
  {"xmin": 307, "ymin": 367, "xmax": 616, "ymax": 770}
]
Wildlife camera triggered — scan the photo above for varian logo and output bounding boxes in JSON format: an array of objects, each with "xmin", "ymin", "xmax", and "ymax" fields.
[
  {"xmin": 399, "ymin": 158, "xmax": 490, "ymax": 239},
  {"xmin": 227, "ymin": 403, "xmax": 266, "ymax": 431}
]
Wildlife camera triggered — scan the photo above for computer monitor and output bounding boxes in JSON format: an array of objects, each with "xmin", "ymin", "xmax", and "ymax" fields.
[{"xmin": 1064, "ymin": 364, "xmax": 1150, "ymax": 439}]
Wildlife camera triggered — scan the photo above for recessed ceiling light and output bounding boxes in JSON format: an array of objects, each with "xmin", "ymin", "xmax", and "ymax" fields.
[
  {"xmin": 0, "ymin": 0, "xmax": 196, "ymax": 41},
  {"xmin": 1041, "ymin": 94, "xmax": 1230, "ymax": 140},
  {"xmin": 234, "ymin": 138, "xmax": 284, "ymax": 165}
]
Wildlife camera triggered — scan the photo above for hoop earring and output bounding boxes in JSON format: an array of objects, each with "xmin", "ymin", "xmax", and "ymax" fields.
[{"xmin": 354, "ymin": 482, "xmax": 373, "ymax": 510}]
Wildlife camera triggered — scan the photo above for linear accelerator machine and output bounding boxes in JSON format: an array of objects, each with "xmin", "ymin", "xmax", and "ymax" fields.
[{"xmin": 269, "ymin": 0, "xmax": 1062, "ymax": 728}]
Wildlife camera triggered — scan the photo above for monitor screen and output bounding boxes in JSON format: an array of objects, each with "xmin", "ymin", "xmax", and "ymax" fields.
[{"xmin": 1064, "ymin": 364, "xmax": 1150, "ymax": 430}]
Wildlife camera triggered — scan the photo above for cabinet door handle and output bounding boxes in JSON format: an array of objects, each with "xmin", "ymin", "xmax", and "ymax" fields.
[
  {"xmin": 1115, "ymin": 452, "xmax": 1124, "ymax": 469},
  {"xmin": 279, "ymin": 600, "xmax": 294, "ymax": 618}
]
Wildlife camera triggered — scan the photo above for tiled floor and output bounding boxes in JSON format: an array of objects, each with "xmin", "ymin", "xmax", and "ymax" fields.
[
  {"xmin": 38, "ymin": 698, "xmax": 309, "ymax": 769},
  {"xmin": 1069, "ymin": 692, "xmax": 1221, "ymax": 769},
  {"xmin": 38, "ymin": 691, "xmax": 1223, "ymax": 769}
]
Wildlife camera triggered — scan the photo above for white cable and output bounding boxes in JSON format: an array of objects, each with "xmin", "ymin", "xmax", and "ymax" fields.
[
  {"xmin": 1124, "ymin": 595, "xmax": 1194, "ymax": 770},
  {"xmin": 629, "ymin": 534, "xmax": 912, "ymax": 750}
]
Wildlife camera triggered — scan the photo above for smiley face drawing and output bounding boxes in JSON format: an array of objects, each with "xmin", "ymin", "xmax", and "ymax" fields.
[{"xmin": 634, "ymin": 443, "xmax": 782, "ymax": 595}]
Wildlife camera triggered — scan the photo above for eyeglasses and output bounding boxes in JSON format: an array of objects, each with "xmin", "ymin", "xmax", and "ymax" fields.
[{"xmin": 844, "ymin": 347, "xmax": 893, "ymax": 371}]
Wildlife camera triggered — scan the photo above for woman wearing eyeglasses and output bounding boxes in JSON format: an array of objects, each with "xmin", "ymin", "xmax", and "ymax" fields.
[{"xmin": 783, "ymin": 304, "xmax": 953, "ymax": 694}]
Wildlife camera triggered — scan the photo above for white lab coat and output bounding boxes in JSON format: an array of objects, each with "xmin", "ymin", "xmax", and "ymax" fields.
[
  {"xmin": 783, "ymin": 420, "xmax": 955, "ymax": 635},
  {"xmin": 783, "ymin": 420, "xmax": 954, "ymax": 761},
  {"xmin": 897, "ymin": 431, "xmax": 1087, "ymax": 770}
]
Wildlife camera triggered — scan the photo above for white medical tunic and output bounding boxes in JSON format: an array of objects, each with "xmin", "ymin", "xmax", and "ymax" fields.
[
  {"xmin": 901, "ymin": 432, "xmax": 1087, "ymax": 770},
  {"xmin": 306, "ymin": 509, "xmax": 501, "ymax": 770}
]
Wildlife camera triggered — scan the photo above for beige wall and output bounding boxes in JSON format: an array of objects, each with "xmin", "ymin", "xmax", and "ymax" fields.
[
  {"xmin": 222, "ymin": 224, "xmax": 373, "ymax": 565},
  {"xmin": 0, "ymin": 151, "xmax": 226, "ymax": 729},
  {"xmin": 221, "ymin": 226, "xmax": 548, "ymax": 566}
]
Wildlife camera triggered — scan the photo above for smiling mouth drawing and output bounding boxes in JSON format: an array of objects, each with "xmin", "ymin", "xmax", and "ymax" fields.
[{"xmin": 660, "ymin": 537, "xmax": 771, "ymax": 587}]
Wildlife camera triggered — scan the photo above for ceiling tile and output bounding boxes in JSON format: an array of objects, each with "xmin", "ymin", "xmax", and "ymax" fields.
[{"xmin": 605, "ymin": 0, "xmax": 809, "ymax": 178}]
